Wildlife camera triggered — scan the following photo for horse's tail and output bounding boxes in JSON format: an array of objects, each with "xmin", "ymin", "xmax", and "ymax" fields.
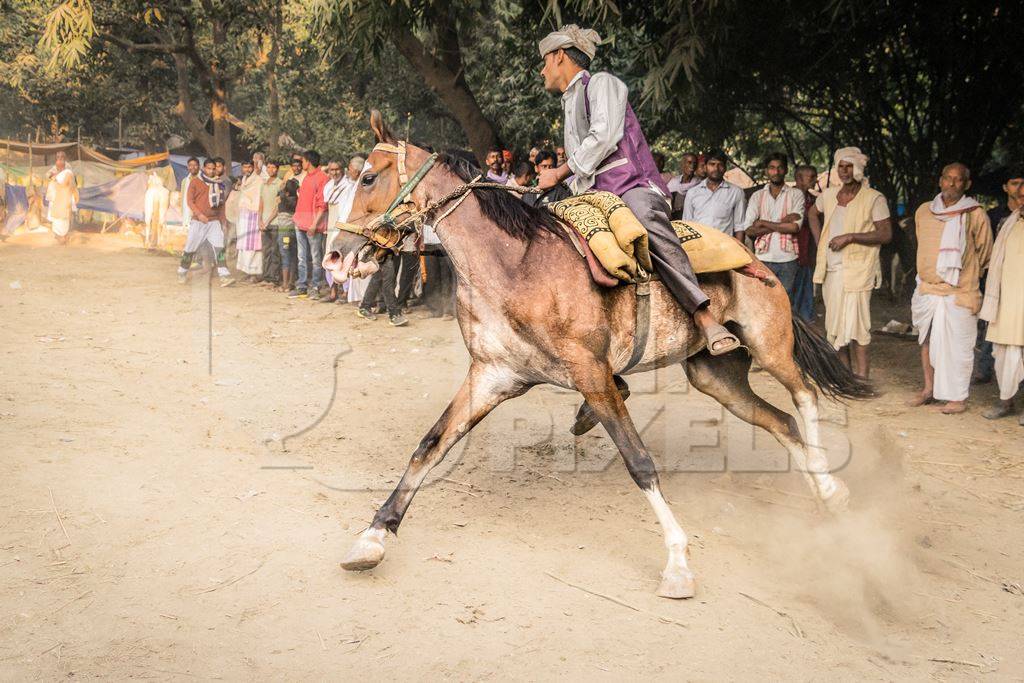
[{"xmin": 791, "ymin": 317, "xmax": 874, "ymax": 400}]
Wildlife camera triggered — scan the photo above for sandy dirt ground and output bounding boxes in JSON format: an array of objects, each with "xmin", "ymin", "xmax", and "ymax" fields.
[{"xmin": 1, "ymin": 231, "xmax": 1022, "ymax": 680}]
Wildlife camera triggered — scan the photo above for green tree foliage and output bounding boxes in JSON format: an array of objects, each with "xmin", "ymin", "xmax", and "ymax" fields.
[
  {"xmin": 1, "ymin": 0, "xmax": 180, "ymax": 148},
  {"xmin": 11, "ymin": 0, "xmax": 1020, "ymax": 199},
  {"xmin": 575, "ymin": 0, "xmax": 1024, "ymax": 202}
]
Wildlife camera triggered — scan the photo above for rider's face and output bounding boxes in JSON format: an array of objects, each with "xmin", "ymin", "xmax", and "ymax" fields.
[{"xmin": 541, "ymin": 51, "xmax": 563, "ymax": 94}]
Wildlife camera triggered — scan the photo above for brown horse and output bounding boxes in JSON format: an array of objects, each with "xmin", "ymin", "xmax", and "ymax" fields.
[{"xmin": 327, "ymin": 115, "xmax": 871, "ymax": 599}]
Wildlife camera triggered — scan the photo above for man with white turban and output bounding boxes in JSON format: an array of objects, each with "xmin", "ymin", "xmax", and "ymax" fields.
[
  {"xmin": 980, "ymin": 179, "xmax": 1024, "ymax": 425},
  {"xmin": 907, "ymin": 163, "xmax": 992, "ymax": 414},
  {"xmin": 807, "ymin": 147, "xmax": 892, "ymax": 379},
  {"xmin": 535, "ymin": 24, "xmax": 740, "ymax": 356}
]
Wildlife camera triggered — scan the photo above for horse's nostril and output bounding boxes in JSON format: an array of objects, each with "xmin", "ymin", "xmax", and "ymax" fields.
[{"xmin": 323, "ymin": 251, "xmax": 342, "ymax": 267}]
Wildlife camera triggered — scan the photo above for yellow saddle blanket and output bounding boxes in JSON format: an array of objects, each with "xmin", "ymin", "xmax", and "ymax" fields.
[{"xmin": 546, "ymin": 191, "xmax": 751, "ymax": 282}]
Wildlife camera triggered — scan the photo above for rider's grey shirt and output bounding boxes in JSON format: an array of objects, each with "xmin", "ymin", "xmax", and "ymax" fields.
[{"xmin": 561, "ymin": 70, "xmax": 628, "ymax": 194}]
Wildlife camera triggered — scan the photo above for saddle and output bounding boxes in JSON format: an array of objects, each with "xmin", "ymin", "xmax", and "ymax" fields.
[
  {"xmin": 546, "ymin": 191, "xmax": 752, "ymax": 287},
  {"xmin": 549, "ymin": 191, "xmax": 762, "ymax": 375}
]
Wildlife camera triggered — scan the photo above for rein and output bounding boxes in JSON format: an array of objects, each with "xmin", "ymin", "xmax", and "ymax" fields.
[{"xmin": 339, "ymin": 141, "xmax": 541, "ymax": 256}]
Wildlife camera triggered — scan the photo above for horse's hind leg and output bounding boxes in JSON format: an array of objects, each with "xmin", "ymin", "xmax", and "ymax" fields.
[
  {"xmin": 683, "ymin": 350, "xmax": 841, "ymax": 511},
  {"xmin": 752, "ymin": 336, "xmax": 850, "ymax": 512},
  {"xmin": 570, "ymin": 361, "xmax": 694, "ymax": 599},
  {"xmin": 342, "ymin": 363, "xmax": 527, "ymax": 571}
]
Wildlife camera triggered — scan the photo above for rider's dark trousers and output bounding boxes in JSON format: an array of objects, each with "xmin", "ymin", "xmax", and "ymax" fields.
[{"xmin": 621, "ymin": 186, "xmax": 710, "ymax": 314}]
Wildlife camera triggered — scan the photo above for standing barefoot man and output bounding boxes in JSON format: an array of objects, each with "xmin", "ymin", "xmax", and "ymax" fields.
[{"xmin": 535, "ymin": 25, "xmax": 740, "ymax": 355}]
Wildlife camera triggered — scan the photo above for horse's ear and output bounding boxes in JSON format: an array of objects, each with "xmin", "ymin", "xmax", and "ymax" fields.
[{"xmin": 369, "ymin": 109, "xmax": 396, "ymax": 144}]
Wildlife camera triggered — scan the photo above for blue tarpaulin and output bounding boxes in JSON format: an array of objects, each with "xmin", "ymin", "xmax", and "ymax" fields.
[
  {"xmin": 75, "ymin": 172, "xmax": 182, "ymax": 224},
  {"xmin": 75, "ymin": 172, "xmax": 149, "ymax": 220},
  {"xmin": 3, "ymin": 184, "xmax": 28, "ymax": 234}
]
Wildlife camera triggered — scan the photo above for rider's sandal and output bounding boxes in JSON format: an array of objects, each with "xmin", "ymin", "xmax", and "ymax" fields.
[{"xmin": 705, "ymin": 324, "xmax": 741, "ymax": 356}]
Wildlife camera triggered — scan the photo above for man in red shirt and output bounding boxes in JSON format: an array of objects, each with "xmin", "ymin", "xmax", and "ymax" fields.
[{"xmin": 291, "ymin": 149, "xmax": 328, "ymax": 299}]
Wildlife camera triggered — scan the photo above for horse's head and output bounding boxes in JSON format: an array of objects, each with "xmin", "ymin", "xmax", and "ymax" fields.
[{"xmin": 322, "ymin": 110, "xmax": 438, "ymax": 284}]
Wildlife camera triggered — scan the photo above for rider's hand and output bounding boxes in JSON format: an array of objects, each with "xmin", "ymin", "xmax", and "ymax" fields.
[{"xmin": 536, "ymin": 167, "xmax": 561, "ymax": 191}]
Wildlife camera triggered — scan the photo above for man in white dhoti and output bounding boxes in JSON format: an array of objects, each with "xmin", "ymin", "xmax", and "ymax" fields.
[
  {"xmin": 46, "ymin": 152, "xmax": 78, "ymax": 245},
  {"xmin": 807, "ymin": 147, "xmax": 892, "ymax": 379},
  {"xmin": 234, "ymin": 160, "xmax": 264, "ymax": 280},
  {"xmin": 980, "ymin": 191, "xmax": 1024, "ymax": 425},
  {"xmin": 908, "ymin": 163, "xmax": 992, "ymax": 414}
]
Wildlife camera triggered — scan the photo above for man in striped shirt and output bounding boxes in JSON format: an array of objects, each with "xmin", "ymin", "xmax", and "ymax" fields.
[{"xmin": 741, "ymin": 153, "xmax": 805, "ymax": 297}]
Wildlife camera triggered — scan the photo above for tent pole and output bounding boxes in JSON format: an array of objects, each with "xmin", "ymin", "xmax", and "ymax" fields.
[{"xmin": 27, "ymin": 134, "xmax": 32, "ymax": 186}]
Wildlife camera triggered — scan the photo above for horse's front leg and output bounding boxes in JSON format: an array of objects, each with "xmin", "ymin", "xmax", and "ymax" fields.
[
  {"xmin": 570, "ymin": 359, "xmax": 695, "ymax": 599},
  {"xmin": 342, "ymin": 363, "xmax": 527, "ymax": 571}
]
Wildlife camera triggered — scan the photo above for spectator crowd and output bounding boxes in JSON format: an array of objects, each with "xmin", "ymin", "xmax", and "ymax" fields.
[{"xmin": 170, "ymin": 142, "xmax": 1022, "ymax": 424}]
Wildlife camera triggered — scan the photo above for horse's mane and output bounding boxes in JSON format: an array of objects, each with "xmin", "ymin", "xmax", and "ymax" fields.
[{"xmin": 437, "ymin": 151, "xmax": 564, "ymax": 242}]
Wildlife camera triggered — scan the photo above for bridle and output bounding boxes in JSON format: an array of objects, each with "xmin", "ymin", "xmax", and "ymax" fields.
[{"xmin": 335, "ymin": 140, "xmax": 538, "ymax": 262}]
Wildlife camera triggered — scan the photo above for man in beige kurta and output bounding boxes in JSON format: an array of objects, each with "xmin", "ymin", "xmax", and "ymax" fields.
[
  {"xmin": 981, "ymin": 204, "xmax": 1024, "ymax": 424},
  {"xmin": 807, "ymin": 147, "xmax": 892, "ymax": 379},
  {"xmin": 908, "ymin": 163, "xmax": 992, "ymax": 414}
]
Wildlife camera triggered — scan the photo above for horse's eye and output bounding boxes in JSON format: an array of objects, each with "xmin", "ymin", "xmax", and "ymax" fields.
[{"xmin": 361, "ymin": 173, "xmax": 377, "ymax": 186}]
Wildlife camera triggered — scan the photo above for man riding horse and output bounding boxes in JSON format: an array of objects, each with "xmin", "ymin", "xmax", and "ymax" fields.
[
  {"xmin": 333, "ymin": 26, "xmax": 868, "ymax": 600},
  {"xmin": 535, "ymin": 25, "xmax": 741, "ymax": 356}
]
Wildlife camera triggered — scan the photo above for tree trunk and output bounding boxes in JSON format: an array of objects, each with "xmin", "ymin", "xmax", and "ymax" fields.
[
  {"xmin": 208, "ymin": 17, "xmax": 233, "ymax": 171},
  {"xmin": 392, "ymin": 25, "xmax": 500, "ymax": 166},
  {"xmin": 210, "ymin": 76, "xmax": 233, "ymax": 170},
  {"xmin": 172, "ymin": 54, "xmax": 215, "ymax": 156}
]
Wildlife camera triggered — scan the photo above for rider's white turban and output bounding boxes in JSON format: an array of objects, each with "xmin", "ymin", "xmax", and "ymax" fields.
[
  {"xmin": 538, "ymin": 24, "xmax": 602, "ymax": 60},
  {"xmin": 834, "ymin": 146, "xmax": 869, "ymax": 182}
]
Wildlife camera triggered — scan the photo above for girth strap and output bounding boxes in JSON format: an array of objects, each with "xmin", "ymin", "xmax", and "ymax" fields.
[{"xmin": 622, "ymin": 272, "xmax": 651, "ymax": 372}]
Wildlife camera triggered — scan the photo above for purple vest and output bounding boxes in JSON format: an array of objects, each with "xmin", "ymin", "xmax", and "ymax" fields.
[{"xmin": 582, "ymin": 73, "xmax": 670, "ymax": 196}]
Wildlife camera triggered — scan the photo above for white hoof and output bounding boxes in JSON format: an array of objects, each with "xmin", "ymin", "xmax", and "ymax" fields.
[
  {"xmin": 657, "ymin": 571, "xmax": 696, "ymax": 599},
  {"xmin": 823, "ymin": 478, "xmax": 850, "ymax": 514},
  {"xmin": 341, "ymin": 535, "xmax": 385, "ymax": 571}
]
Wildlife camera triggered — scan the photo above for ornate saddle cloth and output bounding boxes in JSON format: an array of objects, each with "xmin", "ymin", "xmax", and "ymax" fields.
[{"xmin": 546, "ymin": 191, "xmax": 752, "ymax": 286}]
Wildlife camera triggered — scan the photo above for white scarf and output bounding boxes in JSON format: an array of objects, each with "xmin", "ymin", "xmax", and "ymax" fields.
[
  {"xmin": 199, "ymin": 171, "xmax": 224, "ymax": 208},
  {"xmin": 930, "ymin": 193, "xmax": 980, "ymax": 287}
]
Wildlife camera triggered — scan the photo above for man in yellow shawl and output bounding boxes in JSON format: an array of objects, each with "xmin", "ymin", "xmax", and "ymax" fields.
[{"xmin": 807, "ymin": 147, "xmax": 892, "ymax": 380}]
